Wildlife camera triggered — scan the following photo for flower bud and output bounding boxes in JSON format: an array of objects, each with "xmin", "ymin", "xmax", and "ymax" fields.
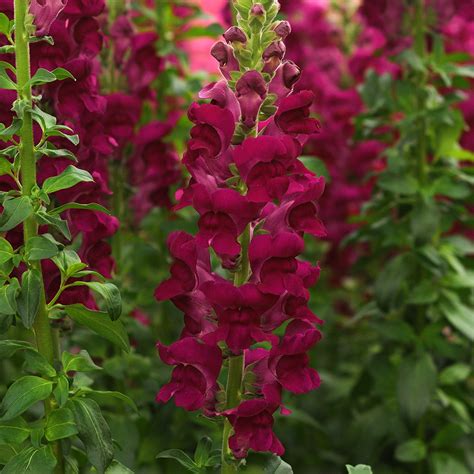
[
  {"xmin": 236, "ymin": 70, "xmax": 267, "ymax": 129},
  {"xmin": 269, "ymin": 60, "xmax": 301, "ymax": 99},
  {"xmin": 223, "ymin": 26, "xmax": 247, "ymax": 44},
  {"xmin": 262, "ymin": 41, "xmax": 286, "ymax": 74},
  {"xmin": 211, "ymin": 41, "xmax": 240, "ymax": 79},
  {"xmin": 250, "ymin": 3, "xmax": 265, "ymax": 16},
  {"xmin": 274, "ymin": 21, "xmax": 291, "ymax": 39}
]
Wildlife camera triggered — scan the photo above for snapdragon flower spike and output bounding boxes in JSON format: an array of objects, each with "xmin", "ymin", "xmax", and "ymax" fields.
[{"xmin": 156, "ymin": 0, "xmax": 325, "ymax": 462}]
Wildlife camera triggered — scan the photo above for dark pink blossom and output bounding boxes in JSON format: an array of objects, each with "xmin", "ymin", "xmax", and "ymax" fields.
[
  {"xmin": 29, "ymin": 0, "xmax": 67, "ymax": 36},
  {"xmin": 235, "ymin": 71, "xmax": 267, "ymax": 129},
  {"xmin": 157, "ymin": 338, "xmax": 222, "ymax": 411},
  {"xmin": 225, "ymin": 399, "xmax": 284, "ymax": 458}
]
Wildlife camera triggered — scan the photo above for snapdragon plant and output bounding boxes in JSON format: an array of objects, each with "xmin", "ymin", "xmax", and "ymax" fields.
[{"xmin": 0, "ymin": 2, "xmax": 132, "ymax": 472}]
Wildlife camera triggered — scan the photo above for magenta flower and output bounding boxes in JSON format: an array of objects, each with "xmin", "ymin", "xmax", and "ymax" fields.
[
  {"xmin": 156, "ymin": 338, "xmax": 222, "ymax": 411},
  {"xmin": 274, "ymin": 90, "xmax": 321, "ymax": 136},
  {"xmin": 201, "ymin": 280, "xmax": 278, "ymax": 353},
  {"xmin": 211, "ymin": 41, "xmax": 240, "ymax": 79},
  {"xmin": 234, "ymin": 135, "xmax": 300, "ymax": 202},
  {"xmin": 225, "ymin": 399, "xmax": 284, "ymax": 458},
  {"xmin": 235, "ymin": 71, "xmax": 267, "ymax": 129},
  {"xmin": 29, "ymin": 0, "xmax": 67, "ymax": 36}
]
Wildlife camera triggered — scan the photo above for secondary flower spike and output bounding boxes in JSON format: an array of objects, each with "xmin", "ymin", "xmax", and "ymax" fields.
[{"xmin": 155, "ymin": 0, "xmax": 325, "ymax": 467}]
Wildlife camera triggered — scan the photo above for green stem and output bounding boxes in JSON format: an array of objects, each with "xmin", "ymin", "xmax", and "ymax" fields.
[
  {"xmin": 14, "ymin": 1, "xmax": 63, "ymax": 472},
  {"xmin": 111, "ymin": 160, "xmax": 124, "ymax": 275},
  {"xmin": 221, "ymin": 225, "xmax": 251, "ymax": 473},
  {"xmin": 414, "ymin": 0, "xmax": 427, "ymax": 185}
]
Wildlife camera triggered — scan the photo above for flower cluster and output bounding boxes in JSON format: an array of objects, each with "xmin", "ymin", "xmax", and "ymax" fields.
[
  {"xmin": 279, "ymin": 0, "xmax": 385, "ymax": 281},
  {"xmin": 155, "ymin": 0, "xmax": 325, "ymax": 461},
  {"xmin": 103, "ymin": 4, "xmax": 182, "ymax": 223}
]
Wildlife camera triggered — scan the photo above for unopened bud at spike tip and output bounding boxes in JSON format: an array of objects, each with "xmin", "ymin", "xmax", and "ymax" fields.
[
  {"xmin": 224, "ymin": 26, "xmax": 247, "ymax": 44},
  {"xmin": 274, "ymin": 21, "xmax": 291, "ymax": 39}
]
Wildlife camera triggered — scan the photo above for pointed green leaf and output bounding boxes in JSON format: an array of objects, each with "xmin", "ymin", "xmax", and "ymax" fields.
[
  {"xmin": 25, "ymin": 234, "xmax": 60, "ymax": 261},
  {"xmin": 439, "ymin": 291, "xmax": 474, "ymax": 341},
  {"xmin": 0, "ymin": 237, "xmax": 14, "ymax": 265},
  {"xmin": 157, "ymin": 449, "xmax": 197, "ymax": 471},
  {"xmin": 63, "ymin": 304, "xmax": 129, "ymax": 352},
  {"xmin": 397, "ymin": 352, "xmax": 436, "ymax": 421},
  {"xmin": 23, "ymin": 350, "xmax": 56, "ymax": 377},
  {"xmin": 346, "ymin": 466, "xmax": 373, "ymax": 474},
  {"xmin": 0, "ymin": 417, "xmax": 30, "ymax": 444},
  {"xmin": 0, "ymin": 339, "xmax": 34, "ymax": 358},
  {"xmin": 35, "ymin": 210, "xmax": 71, "ymax": 240},
  {"xmin": 51, "ymin": 202, "xmax": 111, "ymax": 216},
  {"xmin": 0, "ymin": 375, "xmax": 53, "ymax": 421},
  {"xmin": 17, "ymin": 269, "xmax": 42, "ymax": 329},
  {"xmin": 53, "ymin": 374, "xmax": 69, "ymax": 408},
  {"xmin": 72, "ymin": 282, "xmax": 121, "ymax": 320},
  {"xmin": 42, "ymin": 165, "xmax": 93, "ymax": 194},
  {"xmin": 2, "ymin": 446, "xmax": 56, "ymax": 474},
  {"xmin": 395, "ymin": 439, "xmax": 427, "ymax": 463},
  {"xmin": 70, "ymin": 398, "xmax": 113, "ymax": 473},
  {"xmin": 62, "ymin": 350, "xmax": 102, "ymax": 373},
  {"xmin": 0, "ymin": 196, "xmax": 33, "ymax": 231},
  {"xmin": 45, "ymin": 407, "xmax": 78, "ymax": 441}
]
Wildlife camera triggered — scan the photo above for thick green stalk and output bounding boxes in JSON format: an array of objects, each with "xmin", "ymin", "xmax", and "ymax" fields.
[
  {"xmin": 221, "ymin": 226, "xmax": 250, "ymax": 473},
  {"xmin": 14, "ymin": 1, "xmax": 63, "ymax": 472}
]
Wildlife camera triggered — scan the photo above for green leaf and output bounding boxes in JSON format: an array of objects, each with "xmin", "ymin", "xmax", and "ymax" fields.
[
  {"xmin": 51, "ymin": 67, "xmax": 75, "ymax": 81},
  {"xmin": 439, "ymin": 363, "xmax": 471, "ymax": 385},
  {"xmin": 397, "ymin": 352, "xmax": 437, "ymax": 421},
  {"xmin": 50, "ymin": 202, "xmax": 111, "ymax": 216},
  {"xmin": 157, "ymin": 449, "xmax": 197, "ymax": 472},
  {"xmin": 194, "ymin": 436, "xmax": 212, "ymax": 467},
  {"xmin": 0, "ymin": 375, "xmax": 53, "ymax": 421},
  {"xmin": 0, "ymin": 65, "xmax": 16, "ymax": 90},
  {"xmin": 84, "ymin": 390, "xmax": 138, "ymax": 413},
  {"xmin": 0, "ymin": 417, "xmax": 29, "ymax": 444},
  {"xmin": 73, "ymin": 282, "xmax": 122, "ymax": 320},
  {"xmin": 64, "ymin": 304, "xmax": 130, "ymax": 352},
  {"xmin": 0, "ymin": 283, "xmax": 19, "ymax": 316},
  {"xmin": 345, "ymin": 465, "xmax": 373, "ymax": 474},
  {"xmin": 0, "ymin": 339, "xmax": 34, "ymax": 358},
  {"xmin": 17, "ymin": 269, "xmax": 42, "ymax": 329},
  {"xmin": 25, "ymin": 234, "xmax": 60, "ymax": 261},
  {"xmin": 42, "ymin": 165, "xmax": 93, "ymax": 194},
  {"xmin": 62, "ymin": 350, "xmax": 102, "ymax": 373},
  {"xmin": 53, "ymin": 374, "xmax": 69, "ymax": 408},
  {"xmin": 378, "ymin": 173, "xmax": 418, "ymax": 195},
  {"xmin": 2, "ymin": 446, "xmax": 56, "ymax": 474},
  {"xmin": 410, "ymin": 198, "xmax": 439, "ymax": 243},
  {"xmin": 70, "ymin": 398, "xmax": 113, "ymax": 474},
  {"xmin": 51, "ymin": 249, "xmax": 84, "ymax": 276},
  {"xmin": 35, "ymin": 210, "xmax": 71, "ymax": 240},
  {"xmin": 406, "ymin": 280, "xmax": 438, "ymax": 305},
  {"xmin": 0, "ymin": 196, "xmax": 33, "ymax": 231},
  {"xmin": 0, "ymin": 119, "xmax": 22, "ymax": 141},
  {"xmin": 0, "ymin": 156, "xmax": 12, "ymax": 176},
  {"xmin": 0, "ymin": 237, "xmax": 14, "ymax": 265},
  {"xmin": 439, "ymin": 291, "xmax": 474, "ymax": 341},
  {"xmin": 105, "ymin": 460, "xmax": 134, "ymax": 473},
  {"xmin": 299, "ymin": 156, "xmax": 331, "ymax": 182},
  {"xmin": 395, "ymin": 439, "xmax": 427, "ymax": 462},
  {"xmin": 0, "ymin": 13, "xmax": 10, "ymax": 35},
  {"xmin": 45, "ymin": 407, "xmax": 78, "ymax": 441},
  {"xmin": 23, "ymin": 350, "xmax": 56, "ymax": 377},
  {"xmin": 431, "ymin": 452, "xmax": 470, "ymax": 474},
  {"xmin": 264, "ymin": 456, "xmax": 294, "ymax": 473}
]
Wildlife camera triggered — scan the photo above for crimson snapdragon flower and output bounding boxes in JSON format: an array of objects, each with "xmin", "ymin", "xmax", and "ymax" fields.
[{"xmin": 155, "ymin": 0, "xmax": 325, "ymax": 464}]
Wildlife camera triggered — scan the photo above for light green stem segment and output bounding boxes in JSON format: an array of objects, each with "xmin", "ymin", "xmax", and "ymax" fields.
[
  {"xmin": 14, "ymin": 1, "xmax": 64, "ymax": 472},
  {"xmin": 221, "ymin": 225, "xmax": 251, "ymax": 473}
]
